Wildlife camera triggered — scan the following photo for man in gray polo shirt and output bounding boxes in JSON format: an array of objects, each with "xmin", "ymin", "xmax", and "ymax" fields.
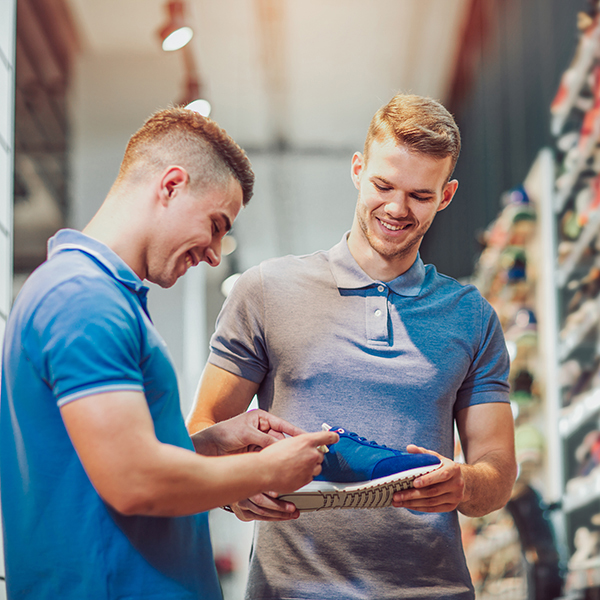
[{"xmin": 188, "ymin": 94, "xmax": 517, "ymax": 599}]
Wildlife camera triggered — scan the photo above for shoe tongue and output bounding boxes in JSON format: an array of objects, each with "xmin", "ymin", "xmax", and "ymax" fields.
[
  {"xmin": 327, "ymin": 425, "xmax": 348, "ymax": 434},
  {"xmin": 322, "ymin": 423, "xmax": 347, "ymax": 434}
]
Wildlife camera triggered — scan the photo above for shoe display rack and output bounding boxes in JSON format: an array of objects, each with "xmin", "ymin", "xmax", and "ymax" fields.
[
  {"xmin": 462, "ymin": 148, "xmax": 562, "ymax": 599},
  {"xmin": 550, "ymin": 7, "xmax": 600, "ymax": 595}
]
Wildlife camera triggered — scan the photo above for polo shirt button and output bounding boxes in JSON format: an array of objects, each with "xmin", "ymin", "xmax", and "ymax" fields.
[
  {"xmin": 377, "ymin": 285, "xmax": 385, "ymax": 293},
  {"xmin": 374, "ymin": 309, "xmax": 382, "ymax": 317}
]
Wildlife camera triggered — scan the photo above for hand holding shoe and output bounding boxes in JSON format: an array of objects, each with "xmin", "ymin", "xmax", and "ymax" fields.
[{"xmin": 392, "ymin": 445, "xmax": 467, "ymax": 513}]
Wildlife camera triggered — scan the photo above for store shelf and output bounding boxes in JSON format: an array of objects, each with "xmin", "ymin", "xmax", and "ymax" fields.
[
  {"xmin": 563, "ymin": 471, "xmax": 600, "ymax": 513},
  {"xmin": 552, "ymin": 20, "xmax": 600, "ymax": 137},
  {"xmin": 555, "ymin": 113, "xmax": 600, "ymax": 214},
  {"xmin": 559, "ymin": 305, "xmax": 599, "ymax": 362},
  {"xmin": 560, "ymin": 388, "xmax": 600, "ymax": 438},
  {"xmin": 556, "ymin": 208, "xmax": 600, "ymax": 288}
]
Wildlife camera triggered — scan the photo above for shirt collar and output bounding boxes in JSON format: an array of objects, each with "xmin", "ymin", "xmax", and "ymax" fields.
[
  {"xmin": 47, "ymin": 229, "xmax": 149, "ymax": 299},
  {"xmin": 328, "ymin": 232, "xmax": 426, "ymax": 297}
]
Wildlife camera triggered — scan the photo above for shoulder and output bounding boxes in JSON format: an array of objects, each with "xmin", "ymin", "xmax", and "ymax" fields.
[
  {"xmin": 422, "ymin": 265, "xmax": 499, "ymax": 325},
  {"xmin": 232, "ymin": 250, "xmax": 332, "ymax": 291},
  {"xmin": 424, "ymin": 264, "xmax": 487, "ymax": 303},
  {"xmin": 16, "ymin": 254, "xmax": 139, "ymax": 337}
]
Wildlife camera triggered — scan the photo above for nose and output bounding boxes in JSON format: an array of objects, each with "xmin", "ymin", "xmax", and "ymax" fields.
[
  {"xmin": 384, "ymin": 192, "xmax": 409, "ymax": 219},
  {"xmin": 204, "ymin": 243, "xmax": 221, "ymax": 268}
]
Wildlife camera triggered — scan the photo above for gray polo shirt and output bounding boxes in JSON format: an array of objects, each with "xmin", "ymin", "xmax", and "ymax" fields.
[{"xmin": 209, "ymin": 233, "xmax": 510, "ymax": 600}]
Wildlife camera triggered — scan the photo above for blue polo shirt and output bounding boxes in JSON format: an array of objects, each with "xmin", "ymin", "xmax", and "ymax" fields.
[
  {"xmin": 209, "ymin": 233, "xmax": 510, "ymax": 600},
  {"xmin": 1, "ymin": 229, "xmax": 220, "ymax": 599}
]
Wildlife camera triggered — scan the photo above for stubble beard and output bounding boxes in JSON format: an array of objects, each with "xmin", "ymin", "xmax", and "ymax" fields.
[{"xmin": 356, "ymin": 204, "xmax": 426, "ymax": 262}]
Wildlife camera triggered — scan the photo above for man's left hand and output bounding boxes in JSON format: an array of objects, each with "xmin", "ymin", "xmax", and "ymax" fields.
[{"xmin": 391, "ymin": 445, "xmax": 467, "ymax": 512}]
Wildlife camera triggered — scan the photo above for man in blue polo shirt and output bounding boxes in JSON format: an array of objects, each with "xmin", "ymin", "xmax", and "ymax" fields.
[
  {"xmin": 0, "ymin": 108, "xmax": 337, "ymax": 600},
  {"xmin": 187, "ymin": 94, "xmax": 517, "ymax": 599}
]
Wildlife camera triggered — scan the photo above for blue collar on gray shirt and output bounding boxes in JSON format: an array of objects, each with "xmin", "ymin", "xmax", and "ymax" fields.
[{"xmin": 328, "ymin": 232, "xmax": 426, "ymax": 297}]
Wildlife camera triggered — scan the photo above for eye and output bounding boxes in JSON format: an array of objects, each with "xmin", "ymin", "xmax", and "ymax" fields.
[
  {"xmin": 373, "ymin": 182, "xmax": 392, "ymax": 192},
  {"xmin": 411, "ymin": 193, "xmax": 433, "ymax": 202},
  {"xmin": 212, "ymin": 220, "xmax": 220, "ymax": 235}
]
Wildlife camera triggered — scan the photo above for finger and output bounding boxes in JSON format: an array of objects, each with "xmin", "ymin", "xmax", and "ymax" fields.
[
  {"xmin": 254, "ymin": 410, "xmax": 306, "ymax": 437},
  {"xmin": 304, "ymin": 430, "xmax": 339, "ymax": 448},
  {"xmin": 393, "ymin": 493, "xmax": 458, "ymax": 512},
  {"xmin": 393, "ymin": 500, "xmax": 457, "ymax": 513},
  {"xmin": 248, "ymin": 492, "xmax": 298, "ymax": 514},
  {"xmin": 244, "ymin": 428, "xmax": 285, "ymax": 450},
  {"xmin": 406, "ymin": 444, "xmax": 443, "ymax": 459},
  {"xmin": 264, "ymin": 429, "xmax": 287, "ymax": 441},
  {"xmin": 413, "ymin": 465, "xmax": 453, "ymax": 489},
  {"xmin": 237, "ymin": 507, "xmax": 299, "ymax": 521},
  {"xmin": 237, "ymin": 495, "xmax": 299, "ymax": 520}
]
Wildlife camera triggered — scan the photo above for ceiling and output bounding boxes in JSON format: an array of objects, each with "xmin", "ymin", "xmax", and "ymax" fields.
[
  {"xmin": 67, "ymin": 0, "xmax": 469, "ymax": 149},
  {"xmin": 13, "ymin": 0, "xmax": 470, "ymax": 275}
]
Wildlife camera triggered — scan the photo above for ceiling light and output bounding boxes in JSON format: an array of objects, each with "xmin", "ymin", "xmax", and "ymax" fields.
[
  {"xmin": 185, "ymin": 98, "xmax": 212, "ymax": 117},
  {"xmin": 221, "ymin": 273, "xmax": 241, "ymax": 298},
  {"xmin": 158, "ymin": 1, "xmax": 193, "ymax": 52}
]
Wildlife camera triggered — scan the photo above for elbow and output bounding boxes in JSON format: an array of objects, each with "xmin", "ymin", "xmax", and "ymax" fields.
[
  {"xmin": 102, "ymin": 487, "xmax": 158, "ymax": 516},
  {"xmin": 487, "ymin": 459, "xmax": 518, "ymax": 513}
]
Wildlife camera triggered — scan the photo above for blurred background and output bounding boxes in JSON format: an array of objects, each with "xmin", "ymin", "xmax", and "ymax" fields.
[{"xmin": 0, "ymin": 0, "xmax": 596, "ymax": 598}]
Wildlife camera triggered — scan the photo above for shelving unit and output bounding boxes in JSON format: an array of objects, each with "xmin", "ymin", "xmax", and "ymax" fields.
[
  {"xmin": 548, "ymin": 6, "xmax": 600, "ymax": 596},
  {"xmin": 460, "ymin": 7, "xmax": 600, "ymax": 598},
  {"xmin": 463, "ymin": 149, "xmax": 562, "ymax": 599}
]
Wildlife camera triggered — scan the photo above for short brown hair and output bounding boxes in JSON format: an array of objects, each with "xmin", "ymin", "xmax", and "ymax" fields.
[
  {"xmin": 364, "ymin": 94, "xmax": 461, "ymax": 178},
  {"xmin": 117, "ymin": 107, "xmax": 254, "ymax": 205}
]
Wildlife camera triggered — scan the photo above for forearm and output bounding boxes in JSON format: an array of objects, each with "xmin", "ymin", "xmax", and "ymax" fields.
[
  {"xmin": 187, "ymin": 411, "xmax": 218, "ymax": 437},
  {"xmin": 186, "ymin": 363, "xmax": 258, "ymax": 435},
  {"xmin": 458, "ymin": 449, "xmax": 517, "ymax": 517},
  {"xmin": 111, "ymin": 442, "xmax": 272, "ymax": 516}
]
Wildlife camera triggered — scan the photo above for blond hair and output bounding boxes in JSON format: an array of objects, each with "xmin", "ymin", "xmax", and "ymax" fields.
[
  {"xmin": 117, "ymin": 108, "xmax": 254, "ymax": 204},
  {"xmin": 364, "ymin": 94, "xmax": 461, "ymax": 178}
]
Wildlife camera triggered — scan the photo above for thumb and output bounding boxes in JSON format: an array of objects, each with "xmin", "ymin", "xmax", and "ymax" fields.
[
  {"xmin": 406, "ymin": 444, "xmax": 442, "ymax": 459},
  {"xmin": 246, "ymin": 428, "xmax": 281, "ymax": 450}
]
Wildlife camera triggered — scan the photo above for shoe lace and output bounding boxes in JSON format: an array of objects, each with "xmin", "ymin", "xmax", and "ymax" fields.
[{"xmin": 346, "ymin": 431, "xmax": 387, "ymax": 449}]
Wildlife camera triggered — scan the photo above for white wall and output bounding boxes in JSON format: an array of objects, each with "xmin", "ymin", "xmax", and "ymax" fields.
[{"xmin": 0, "ymin": 0, "xmax": 16, "ymax": 595}]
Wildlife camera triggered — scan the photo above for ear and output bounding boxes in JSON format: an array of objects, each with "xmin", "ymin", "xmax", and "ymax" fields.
[
  {"xmin": 437, "ymin": 179, "xmax": 459, "ymax": 213},
  {"xmin": 351, "ymin": 152, "xmax": 364, "ymax": 190},
  {"xmin": 158, "ymin": 166, "xmax": 189, "ymax": 206}
]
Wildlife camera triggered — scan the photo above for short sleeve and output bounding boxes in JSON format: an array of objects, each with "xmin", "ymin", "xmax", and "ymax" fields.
[
  {"xmin": 454, "ymin": 298, "xmax": 510, "ymax": 413},
  {"xmin": 24, "ymin": 276, "xmax": 145, "ymax": 406},
  {"xmin": 208, "ymin": 266, "xmax": 270, "ymax": 384}
]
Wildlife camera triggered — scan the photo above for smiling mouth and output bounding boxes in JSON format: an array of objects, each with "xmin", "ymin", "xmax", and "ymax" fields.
[
  {"xmin": 185, "ymin": 251, "xmax": 199, "ymax": 269},
  {"xmin": 378, "ymin": 218, "xmax": 412, "ymax": 232}
]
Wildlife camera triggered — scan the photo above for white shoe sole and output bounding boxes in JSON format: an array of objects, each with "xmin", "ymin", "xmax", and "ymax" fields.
[{"xmin": 278, "ymin": 462, "xmax": 442, "ymax": 512}]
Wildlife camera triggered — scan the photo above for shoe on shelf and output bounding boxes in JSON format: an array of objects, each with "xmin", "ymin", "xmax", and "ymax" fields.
[{"xmin": 278, "ymin": 424, "xmax": 442, "ymax": 512}]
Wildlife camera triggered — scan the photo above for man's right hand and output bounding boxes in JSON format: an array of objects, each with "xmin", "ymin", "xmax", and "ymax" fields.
[
  {"xmin": 229, "ymin": 430, "xmax": 338, "ymax": 521},
  {"xmin": 230, "ymin": 492, "xmax": 301, "ymax": 521}
]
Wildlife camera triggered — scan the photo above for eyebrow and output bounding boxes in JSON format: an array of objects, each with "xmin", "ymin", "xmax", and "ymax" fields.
[{"xmin": 371, "ymin": 176, "xmax": 435, "ymax": 195}]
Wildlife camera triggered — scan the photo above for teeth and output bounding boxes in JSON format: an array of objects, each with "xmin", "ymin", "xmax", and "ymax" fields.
[
  {"xmin": 380, "ymin": 221, "xmax": 407, "ymax": 231},
  {"xmin": 185, "ymin": 254, "xmax": 193, "ymax": 268}
]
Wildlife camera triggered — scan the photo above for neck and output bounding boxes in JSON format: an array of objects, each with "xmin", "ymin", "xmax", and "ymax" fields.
[{"xmin": 82, "ymin": 191, "xmax": 149, "ymax": 280}]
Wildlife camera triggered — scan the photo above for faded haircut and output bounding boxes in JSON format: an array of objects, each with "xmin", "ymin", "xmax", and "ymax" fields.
[{"xmin": 116, "ymin": 107, "xmax": 254, "ymax": 205}]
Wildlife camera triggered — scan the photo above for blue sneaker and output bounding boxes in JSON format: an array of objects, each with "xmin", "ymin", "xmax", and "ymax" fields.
[{"xmin": 278, "ymin": 424, "xmax": 442, "ymax": 512}]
